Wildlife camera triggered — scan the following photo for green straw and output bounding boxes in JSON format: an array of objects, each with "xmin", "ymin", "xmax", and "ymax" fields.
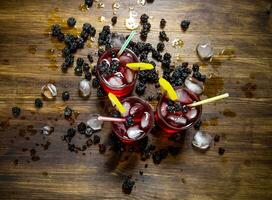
[{"xmin": 117, "ymin": 31, "xmax": 136, "ymax": 57}]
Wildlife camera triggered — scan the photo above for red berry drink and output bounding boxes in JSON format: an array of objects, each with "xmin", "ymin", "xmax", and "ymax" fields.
[
  {"xmin": 155, "ymin": 87, "xmax": 202, "ymax": 134},
  {"xmin": 112, "ymin": 97, "xmax": 154, "ymax": 143},
  {"xmin": 97, "ymin": 48, "xmax": 139, "ymax": 97}
]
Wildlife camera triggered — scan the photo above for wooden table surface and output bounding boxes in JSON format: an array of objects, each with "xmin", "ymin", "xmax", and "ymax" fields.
[{"xmin": 0, "ymin": 0, "xmax": 271, "ymax": 199}]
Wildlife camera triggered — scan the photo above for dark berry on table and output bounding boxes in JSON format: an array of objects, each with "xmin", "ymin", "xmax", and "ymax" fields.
[
  {"xmin": 83, "ymin": 63, "xmax": 90, "ymax": 72},
  {"xmin": 80, "ymin": 30, "xmax": 89, "ymax": 41},
  {"xmin": 139, "ymin": 170, "xmax": 143, "ymax": 176},
  {"xmin": 85, "ymin": 71, "xmax": 92, "ymax": 81},
  {"xmin": 181, "ymin": 20, "xmax": 190, "ymax": 31},
  {"xmin": 140, "ymin": 31, "xmax": 148, "ymax": 41},
  {"xmin": 145, "ymin": 164, "xmax": 148, "ymax": 168},
  {"xmin": 62, "ymin": 47, "xmax": 71, "ymax": 57},
  {"xmin": 76, "ymin": 58, "xmax": 84, "ymax": 66},
  {"xmin": 34, "ymin": 98, "xmax": 43, "ymax": 108},
  {"xmin": 159, "ymin": 31, "xmax": 169, "ymax": 42},
  {"xmin": 87, "ymin": 53, "xmax": 93, "ymax": 63},
  {"xmin": 168, "ymin": 146, "xmax": 181, "ymax": 156},
  {"xmin": 214, "ymin": 134, "xmax": 220, "ymax": 142},
  {"xmin": 194, "ymin": 120, "xmax": 202, "ymax": 130},
  {"xmin": 93, "ymin": 135, "xmax": 100, "ymax": 145},
  {"xmin": 111, "ymin": 16, "xmax": 117, "ymax": 26},
  {"xmin": 163, "ymin": 52, "xmax": 172, "ymax": 60},
  {"xmin": 140, "ymin": 14, "xmax": 149, "ymax": 24},
  {"xmin": 135, "ymin": 82, "xmax": 146, "ymax": 95},
  {"xmin": 61, "ymin": 63, "xmax": 68, "ymax": 72},
  {"xmin": 76, "ymin": 37, "xmax": 84, "ymax": 49},
  {"xmin": 64, "ymin": 128, "xmax": 76, "ymax": 142},
  {"xmin": 67, "ymin": 17, "xmax": 76, "ymax": 27},
  {"xmin": 12, "ymin": 106, "xmax": 21, "ymax": 117},
  {"xmin": 97, "ymin": 86, "xmax": 106, "ymax": 97},
  {"xmin": 152, "ymin": 151, "xmax": 162, "ymax": 164},
  {"xmin": 192, "ymin": 63, "xmax": 199, "ymax": 72},
  {"xmin": 160, "ymin": 18, "xmax": 166, "ymax": 29},
  {"xmin": 51, "ymin": 24, "xmax": 61, "ymax": 37},
  {"xmin": 85, "ymin": 0, "xmax": 94, "ymax": 7},
  {"xmin": 122, "ymin": 176, "xmax": 135, "ymax": 194},
  {"xmin": 157, "ymin": 42, "xmax": 165, "ymax": 52},
  {"xmin": 159, "ymin": 148, "xmax": 169, "ymax": 159},
  {"xmin": 86, "ymin": 138, "xmax": 93, "ymax": 147},
  {"xmin": 64, "ymin": 55, "xmax": 74, "ymax": 66},
  {"xmin": 218, "ymin": 147, "xmax": 225, "ymax": 155},
  {"xmin": 64, "ymin": 106, "xmax": 73, "ymax": 119},
  {"xmin": 99, "ymin": 144, "xmax": 106, "ymax": 154},
  {"xmin": 92, "ymin": 78, "xmax": 99, "ymax": 88},
  {"xmin": 77, "ymin": 122, "xmax": 87, "ymax": 134},
  {"xmin": 152, "ymin": 50, "xmax": 162, "ymax": 62},
  {"xmin": 89, "ymin": 26, "xmax": 96, "ymax": 37},
  {"xmin": 74, "ymin": 66, "xmax": 83, "ymax": 76},
  {"xmin": 62, "ymin": 91, "xmax": 70, "ymax": 101}
]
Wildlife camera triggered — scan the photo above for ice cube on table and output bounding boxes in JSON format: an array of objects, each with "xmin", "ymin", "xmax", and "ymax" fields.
[
  {"xmin": 141, "ymin": 112, "xmax": 151, "ymax": 129},
  {"xmin": 196, "ymin": 42, "xmax": 214, "ymax": 60},
  {"xmin": 87, "ymin": 114, "xmax": 103, "ymax": 131},
  {"xmin": 122, "ymin": 102, "xmax": 131, "ymax": 117},
  {"xmin": 124, "ymin": 68, "xmax": 134, "ymax": 83},
  {"xmin": 107, "ymin": 76, "xmax": 124, "ymax": 87},
  {"xmin": 127, "ymin": 125, "xmax": 144, "ymax": 139},
  {"xmin": 185, "ymin": 77, "xmax": 204, "ymax": 95},
  {"xmin": 192, "ymin": 131, "xmax": 212, "ymax": 150},
  {"xmin": 185, "ymin": 107, "xmax": 198, "ymax": 120},
  {"xmin": 176, "ymin": 89, "xmax": 193, "ymax": 104},
  {"xmin": 130, "ymin": 103, "xmax": 144, "ymax": 116},
  {"xmin": 167, "ymin": 115, "xmax": 187, "ymax": 125},
  {"xmin": 161, "ymin": 102, "xmax": 168, "ymax": 117},
  {"xmin": 119, "ymin": 53, "xmax": 134, "ymax": 66}
]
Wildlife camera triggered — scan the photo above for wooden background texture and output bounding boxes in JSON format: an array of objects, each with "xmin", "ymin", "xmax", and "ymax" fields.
[{"xmin": 0, "ymin": 0, "xmax": 271, "ymax": 199}]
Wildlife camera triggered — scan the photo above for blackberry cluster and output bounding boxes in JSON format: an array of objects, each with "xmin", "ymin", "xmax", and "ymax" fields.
[
  {"xmin": 159, "ymin": 31, "xmax": 169, "ymax": 42},
  {"xmin": 181, "ymin": 20, "xmax": 190, "ymax": 31},
  {"xmin": 98, "ymin": 60, "xmax": 111, "ymax": 76},
  {"xmin": 135, "ymin": 81, "xmax": 146, "ymax": 95},
  {"xmin": 166, "ymin": 100, "xmax": 182, "ymax": 113},
  {"xmin": 111, "ymin": 16, "xmax": 117, "ymax": 26},
  {"xmin": 192, "ymin": 63, "xmax": 206, "ymax": 82},
  {"xmin": 161, "ymin": 52, "xmax": 172, "ymax": 69},
  {"xmin": 34, "ymin": 98, "xmax": 43, "ymax": 108},
  {"xmin": 157, "ymin": 42, "xmax": 165, "ymax": 52},
  {"xmin": 160, "ymin": 18, "xmax": 166, "ymax": 29},
  {"xmin": 62, "ymin": 91, "xmax": 70, "ymax": 101},
  {"xmin": 171, "ymin": 62, "xmax": 191, "ymax": 86},
  {"xmin": 98, "ymin": 25, "xmax": 111, "ymax": 46},
  {"xmin": 12, "ymin": 106, "xmax": 21, "ymax": 117},
  {"xmin": 140, "ymin": 14, "xmax": 151, "ymax": 41},
  {"xmin": 67, "ymin": 17, "xmax": 76, "ymax": 27},
  {"xmin": 110, "ymin": 59, "xmax": 120, "ymax": 73},
  {"xmin": 152, "ymin": 49, "xmax": 162, "ymax": 62},
  {"xmin": 139, "ymin": 68, "xmax": 159, "ymax": 84}
]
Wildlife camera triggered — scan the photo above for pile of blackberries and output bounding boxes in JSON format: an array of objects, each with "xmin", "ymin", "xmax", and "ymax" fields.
[{"xmin": 140, "ymin": 14, "xmax": 151, "ymax": 41}]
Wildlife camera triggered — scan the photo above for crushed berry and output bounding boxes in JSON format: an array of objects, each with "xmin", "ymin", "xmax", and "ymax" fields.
[
  {"xmin": 93, "ymin": 135, "xmax": 100, "ymax": 145},
  {"xmin": 92, "ymin": 78, "xmax": 99, "ymax": 88},
  {"xmin": 111, "ymin": 16, "xmax": 117, "ymax": 25},
  {"xmin": 99, "ymin": 144, "xmax": 106, "ymax": 154},
  {"xmin": 34, "ymin": 98, "xmax": 43, "ymax": 108},
  {"xmin": 64, "ymin": 128, "xmax": 76, "ymax": 142},
  {"xmin": 12, "ymin": 106, "xmax": 21, "ymax": 117},
  {"xmin": 140, "ymin": 14, "xmax": 149, "ymax": 24},
  {"xmin": 135, "ymin": 82, "xmax": 146, "ymax": 95},
  {"xmin": 159, "ymin": 31, "xmax": 169, "ymax": 42},
  {"xmin": 64, "ymin": 106, "xmax": 73, "ymax": 119},
  {"xmin": 160, "ymin": 18, "xmax": 166, "ymax": 29},
  {"xmin": 67, "ymin": 17, "xmax": 76, "ymax": 27},
  {"xmin": 62, "ymin": 91, "xmax": 70, "ymax": 101},
  {"xmin": 214, "ymin": 134, "xmax": 220, "ymax": 142},
  {"xmin": 122, "ymin": 176, "xmax": 135, "ymax": 194},
  {"xmin": 77, "ymin": 122, "xmax": 87, "ymax": 134},
  {"xmin": 218, "ymin": 147, "xmax": 225, "ymax": 155},
  {"xmin": 85, "ymin": 71, "xmax": 92, "ymax": 81},
  {"xmin": 181, "ymin": 20, "xmax": 190, "ymax": 31},
  {"xmin": 85, "ymin": 0, "xmax": 94, "ymax": 7},
  {"xmin": 157, "ymin": 42, "xmax": 165, "ymax": 52}
]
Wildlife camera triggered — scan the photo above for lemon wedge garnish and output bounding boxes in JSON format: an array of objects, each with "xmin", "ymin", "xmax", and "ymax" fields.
[
  {"xmin": 159, "ymin": 77, "xmax": 178, "ymax": 101},
  {"xmin": 126, "ymin": 62, "xmax": 154, "ymax": 71},
  {"xmin": 108, "ymin": 93, "xmax": 126, "ymax": 114}
]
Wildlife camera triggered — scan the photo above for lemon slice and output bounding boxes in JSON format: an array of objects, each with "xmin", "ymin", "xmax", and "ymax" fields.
[
  {"xmin": 108, "ymin": 93, "xmax": 126, "ymax": 114},
  {"xmin": 126, "ymin": 62, "xmax": 154, "ymax": 71},
  {"xmin": 159, "ymin": 78, "xmax": 178, "ymax": 101}
]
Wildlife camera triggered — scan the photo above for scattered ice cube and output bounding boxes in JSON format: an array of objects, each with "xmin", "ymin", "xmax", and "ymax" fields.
[
  {"xmin": 79, "ymin": 79, "xmax": 91, "ymax": 97},
  {"xmin": 122, "ymin": 102, "xmax": 131, "ymax": 117},
  {"xmin": 109, "ymin": 33, "xmax": 125, "ymax": 48},
  {"xmin": 176, "ymin": 89, "xmax": 193, "ymax": 104},
  {"xmin": 185, "ymin": 108, "xmax": 198, "ymax": 120},
  {"xmin": 185, "ymin": 77, "xmax": 204, "ymax": 95},
  {"xmin": 167, "ymin": 115, "xmax": 187, "ymax": 125},
  {"xmin": 192, "ymin": 131, "xmax": 212, "ymax": 150},
  {"xmin": 124, "ymin": 68, "xmax": 134, "ymax": 83},
  {"xmin": 41, "ymin": 83, "xmax": 57, "ymax": 99},
  {"xmin": 41, "ymin": 126, "xmax": 54, "ymax": 135},
  {"xmin": 141, "ymin": 112, "xmax": 151, "ymax": 128},
  {"xmin": 161, "ymin": 102, "xmax": 168, "ymax": 117},
  {"xmin": 107, "ymin": 76, "xmax": 124, "ymax": 87},
  {"xmin": 87, "ymin": 114, "xmax": 103, "ymax": 131},
  {"xmin": 196, "ymin": 42, "xmax": 214, "ymax": 60},
  {"xmin": 130, "ymin": 103, "xmax": 144, "ymax": 116},
  {"xmin": 127, "ymin": 125, "xmax": 144, "ymax": 139}
]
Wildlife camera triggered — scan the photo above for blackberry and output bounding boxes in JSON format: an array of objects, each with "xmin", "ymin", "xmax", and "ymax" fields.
[
  {"xmin": 51, "ymin": 24, "xmax": 61, "ymax": 37},
  {"xmin": 143, "ymin": 22, "xmax": 151, "ymax": 31},
  {"xmin": 82, "ymin": 23, "xmax": 92, "ymax": 33},
  {"xmin": 192, "ymin": 63, "xmax": 199, "ymax": 72},
  {"xmin": 98, "ymin": 48, "xmax": 105, "ymax": 57},
  {"xmin": 166, "ymin": 105, "xmax": 175, "ymax": 113},
  {"xmin": 76, "ymin": 37, "xmax": 84, "ymax": 49},
  {"xmin": 67, "ymin": 17, "xmax": 76, "ymax": 27},
  {"xmin": 85, "ymin": 71, "xmax": 92, "ymax": 81},
  {"xmin": 62, "ymin": 47, "xmax": 71, "ymax": 57},
  {"xmin": 80, "ymin": 30, "xmax": 89, "ymax": 41},
  {"xmin": 144, "ymin": 43, "xmax": 153, "ymax": 52},
  {"xmin": 122, "ymin": 176, "xmax": 135, "ymax": 194},
  {"xmin": 93, "ymin": 135, "xmax": 100, "ymax": 144},
  {"xmin": 160, "ymin": 18, "xmax": 166, "ymax": 29},
  {"xmin": 152, "ymin": 50, "xmax": 162, "ymax": 61},
  {"xmin": 159, "ymin": 31, "xmax": 169, "ymax": 42},
  {"xmin": 86, "ymin": 138, "xmax": 93, "ymax": 146},
  {"xmin": 97, "ymin": 86, "xmax": 106, "ymax": 97},
  {"xmin": 140, "ymin": 31, "xmax": 148, "ymax": 41},
  {"xmin": 193, "ymin": 71, "xmax": 206, "ymax": 82},
  {"xmin": 99, "ymin": 144, "xmax": 106, "ymax": 154},
  {"xmin": 61, "ymin": 63, "xmax": 68, "ymax": 72},
  {"xmin": 62, "ymin": 91, "xmax": 70, "ymax": 101},
  {"xmin": 125, "ymin": 115, "xmax": 134, "ymax": 127},
  {"xmin": 111, "ymin": 16, "xmax": 117, "ymax": 26},
  {"xmin": 109, "ymin": 49, "xmax": 116, "ymax": 58},
  {"xmin": 64, "ymin": 106, "xmax": 73, "ymax": 119},
  {"xmin": 34, "ymin": 98, "xmax": 43, "ymax": 108},
  {"xmin": 57, "ymin": 32, "xmax": 65, "ymax": 41},
  {"xmin": 159, "ymin": 148, "xmax": 169, "ymax": 159},
  {"xmin": 87, "ymin": 53, "xmax": 93, "ymax": 63},
  {"xmin": 76, "ymin": 58, "xmax": 84, "ymax": 66},
  {"xmin": 139, "ymin": 171, "xmax": 143, "ymax": 176},
  {"xmin": 181, "ymin": 20, "xmax": 190, "ymax": 31},
  {"xmin": 161, "ymin": 59, "xmax": 171, "ymax": 68},
  {"xmin": 140, "ymin": 52, "xmax": 148, "ymax": 62},
  {"xmin": 85, "ymin": 0, "xmax": 93, "ymax": 7},
  {"xmin": 194, "ymin": 120, "xmax": 202, "ymax": 130},
  {"xmin": 218, "ymin": 147, "xmax": 225, "ymax": 155},
  {"xmin": 214, "ymin": 134, "xmax": 220, "ymax": 142},
  {"xmin": 64, "ymin": 55, "xmax": 74, "ymax": 66},
  {"xmin": 152, "ymin": 151, "xmax": 162, "ymax": 164},
  {"xmin": 89, "ymin": 26, "xmax": 96, "ymax": 37},
  {"xmin": 92, "ymin": 78, "xmax": 99, "ymax": 88},
  {"xmin": 157, "ymin": 42, "xmax": 165, "ymax": 52},
  {"xmin": 64, "ymin": 128, "xmax": 76, "ymax": 142},
  {"xmin": 74, "ymin": 66, "xmax": 83, "ymax": 76},
  {"xmin": 64, "ymin": 34, "xmax": 75, "ymax": 46},
  {"xmin": 111, "ymin": 59, "xmax": 120, "ymax": 72},
  {"xmin": 135, "ymin": 82, "xmax": 146, "ymax": 95},
  {"xmin": 163, "ymin": 52, "xmax": 172, "ymax": 60},
  {"xmin": 98, "ymin": 60, "xmax": 110, "ymax": 75},
  {"xmin": 91, "ymin": 65, "xmax": 97, "ymax": 77},
  {"xmin": 174, "ymin": 102, "xmax": 182, "ymax": 111},
  {"xmin": 77, "ymin": 122, "xmax": 87, "ymax": 134},
  {"xmin": 83, "ymin": 63, "xmax": 90, "ymax": 72},
  {"xmin": 12, "ymin": 106, "xmax": 21, "ymax": 117},
  {"xmin": 140, "ymin": 14, "xmax": 149, "ymax": 24},
  {"xmin": 168, "ymin": 146, "xmax": 180, "ymax": 156}
]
